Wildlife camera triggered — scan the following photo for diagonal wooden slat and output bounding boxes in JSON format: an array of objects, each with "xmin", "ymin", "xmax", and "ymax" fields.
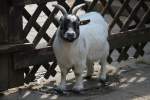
[
  {"xmin": 33, "ymin": 8, "xmax": 59, "ymax": 47},
  {"xmin": 136, "ymin": 8, "xmax": 150, "ymax": 28},
  {"xmin": 109, "ymin": 0, "xmax": 130, "ymax": 33},
  {"xmin": 41, "ymin": 5, "xmax": 59, "ymax": 27},
  {"xmin": 25, "ymin": 65, "xmax": 40, "ymax": 83},
  {"xmin": 119, "ymin": 0, "xmax": 140, "ymax": 24},
  {"xmin": 141, "ymin": 1, "xmax": 149, "ymax": 11},
  {"xmin": 87, "ymin": 0, "xmax": 99, "ymax": 12},
  {"xmin": 117, "ymin": 46, "xmax": 130, "ymax": 62},
  {"xmin": 101, "ymin": 0, "xmax": 124, "ymax": 34},
  {"xmin": 23, "ymin": 9, "xmax": 51, "ymax": 43},
  {"xmin": 44, "ymin": 61, "xmax": 57, "ymax": 78},
  {"xmin": 121, "ymin": 0, "xmax": 143, "ymax": 31},
  {"xmin": 23, "ymin": 3, "xmax": 46, "ymax": 38},
  {"xmin": 101, "ymin": 0, "xmax": 113, "ymax": 16},
  {"xmin": 133, "ymin": 42, "xmax": 147, "ymax": 58}
]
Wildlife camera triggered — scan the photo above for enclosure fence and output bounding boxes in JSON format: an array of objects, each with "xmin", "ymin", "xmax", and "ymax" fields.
[{"xmin": 0, "ymin": 0, "xmax": 150, "ymax": 91}]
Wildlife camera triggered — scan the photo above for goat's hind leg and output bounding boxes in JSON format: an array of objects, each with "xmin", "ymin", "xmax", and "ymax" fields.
[
  {"xmin": 85, "ymin": 60, "xmax": 94, "ymax": 79},
  {"xmin": 99, "ymin": 56, "xmax": 109, "ymax": 86}
]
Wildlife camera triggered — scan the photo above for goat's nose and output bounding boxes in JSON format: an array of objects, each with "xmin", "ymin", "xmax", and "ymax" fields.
[{"xmin": 67, "ymin": 33, "xmax": 75, "ymax": 37}]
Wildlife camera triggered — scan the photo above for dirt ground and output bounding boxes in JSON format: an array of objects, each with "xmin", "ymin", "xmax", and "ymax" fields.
[{"xmin": 0, "ymin": 53, "xmax": 150, "ymax": 100}]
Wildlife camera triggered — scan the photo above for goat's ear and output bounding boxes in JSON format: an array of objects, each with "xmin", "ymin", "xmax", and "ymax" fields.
[{"xmin": 80, "ymin": 19, "xmax": 90, "ymax": 25}]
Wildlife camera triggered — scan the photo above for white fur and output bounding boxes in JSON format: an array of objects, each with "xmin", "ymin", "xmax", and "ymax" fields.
[{"xmin": 53, "ymin": 12, "xmax": 109, "ymax": 91}]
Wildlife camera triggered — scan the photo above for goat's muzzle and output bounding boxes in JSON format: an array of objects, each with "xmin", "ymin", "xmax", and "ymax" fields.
[
  {"xmin": 60, "ymin": 31, "xmax": 79, "ymax": 42},
  {"xmin": 63, "ymin": 32, "xmax": 78, "ymax": 42}
]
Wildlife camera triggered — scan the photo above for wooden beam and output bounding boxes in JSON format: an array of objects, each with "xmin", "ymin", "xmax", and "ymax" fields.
[
  {"xmin": 12, "ymin": 0, "xmax": 56, "ymax": 6},
  {"xmin": 109, "ymin": 27, "xmax": 150, "ymax": 49},
  {"xmin": 13, "ymin": 46, "xmax": 55, "ymax": 69},
  {"xmin": 0, "ymin": 43, "xmax": 33, "ymax": 54}
]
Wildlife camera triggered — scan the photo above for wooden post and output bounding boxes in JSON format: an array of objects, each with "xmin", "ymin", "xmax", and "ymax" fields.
[{"xmin": 0, "ymin": 0, "xmax": 24, "ymax": 91}]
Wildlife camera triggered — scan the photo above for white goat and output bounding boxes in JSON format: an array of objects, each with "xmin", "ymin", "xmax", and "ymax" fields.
[{"xmin": 52, "ymin": 4, "xmax": 109, "ymax": 92}]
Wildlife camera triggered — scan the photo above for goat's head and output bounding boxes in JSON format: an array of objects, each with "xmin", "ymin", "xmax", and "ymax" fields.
[{"xmin": 53, "ymin": 4, "xmax": 90, "ymax": 42}]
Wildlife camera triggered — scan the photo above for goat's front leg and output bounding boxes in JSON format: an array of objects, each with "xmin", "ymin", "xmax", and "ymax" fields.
[
  {"xmin": 58, "ymin": 66, "xmax": 68, "ymax": 91},
  {"xmin": 73, "ymin": 63, "xmax": 86, "ymax": 92}
]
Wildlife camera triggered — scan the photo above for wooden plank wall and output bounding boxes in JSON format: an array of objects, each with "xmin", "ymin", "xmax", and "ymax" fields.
[{"xmin": 0, "ymin": 0, "xmax": 29, "ymax": 91}]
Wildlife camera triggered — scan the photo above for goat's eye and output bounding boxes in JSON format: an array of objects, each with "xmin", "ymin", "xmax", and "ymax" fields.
[
  {"xmin": 60, "ymin": 24, "xmax": 64, "ymax": 30},
  {"xmin": 73, "ymin": 22, "xmax": 76, "ymax": 26},
  {"xmin": 60, "ymin": 26, "xmax": 63, "ymax": 30},
  {"xmin": 73, "ymin": 22, "xmax": 79, "ymax": 29},
  {"xmin": 77, "ymin": 25, "xmax": 79, "ymax": 29}
]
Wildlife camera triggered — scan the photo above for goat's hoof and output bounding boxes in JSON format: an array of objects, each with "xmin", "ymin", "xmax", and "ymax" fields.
[
  {"xmin": 54, "ymin": 87, "xmax": 69, "ymax": 95},
  {"xmin": 84, "ymin": 76, "xmax": 92, "ymax": 80},
  {"xmin": 99, "ymin": 79, "xmax": 110, "ymax": 86},
  {"xmin": 72, "ymin": 85, "xmax": 84, "ymax": 94},
  {"xmin": 72, "ymin": 89, "xmax": 84, "ymax": 95}
]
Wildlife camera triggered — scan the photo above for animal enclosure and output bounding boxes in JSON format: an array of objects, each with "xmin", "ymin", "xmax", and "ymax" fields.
[{"xmin": 0, "ymin": 0, "xmax": 150, "ymax": 91}]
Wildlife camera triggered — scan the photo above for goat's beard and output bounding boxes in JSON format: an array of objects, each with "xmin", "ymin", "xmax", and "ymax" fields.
[{"xmin": 59, "ymin": 30, "xmax": 80, "ymax": 42}]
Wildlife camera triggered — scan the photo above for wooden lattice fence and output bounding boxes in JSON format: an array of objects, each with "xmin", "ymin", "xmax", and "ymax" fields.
[{"xmin": 0, "ymin": 0, "xmax": 150, "ymax": 91}]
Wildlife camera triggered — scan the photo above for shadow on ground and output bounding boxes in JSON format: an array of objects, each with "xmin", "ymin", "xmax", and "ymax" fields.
[{"xmin": 0, "ymin": 61, "xmax": 150, "ymax": 100}]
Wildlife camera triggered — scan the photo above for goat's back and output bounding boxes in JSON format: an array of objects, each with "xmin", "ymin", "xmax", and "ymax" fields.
[
  {"xmin": 79, "ymin": 12, "xmax": 108, "ymax": 42},
  {"xmin": 79, "ymin": 12, "xmax": 109, "ymax": 61}
]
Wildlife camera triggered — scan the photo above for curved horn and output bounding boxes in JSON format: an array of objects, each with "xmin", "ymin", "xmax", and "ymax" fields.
[
  {"xmin": 52, "ymin": 4, "xmax": 67, "ymax": 16},
  {"xmin": 72, "ymin": 3, "xmax": 85, "ymax": 15}
]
